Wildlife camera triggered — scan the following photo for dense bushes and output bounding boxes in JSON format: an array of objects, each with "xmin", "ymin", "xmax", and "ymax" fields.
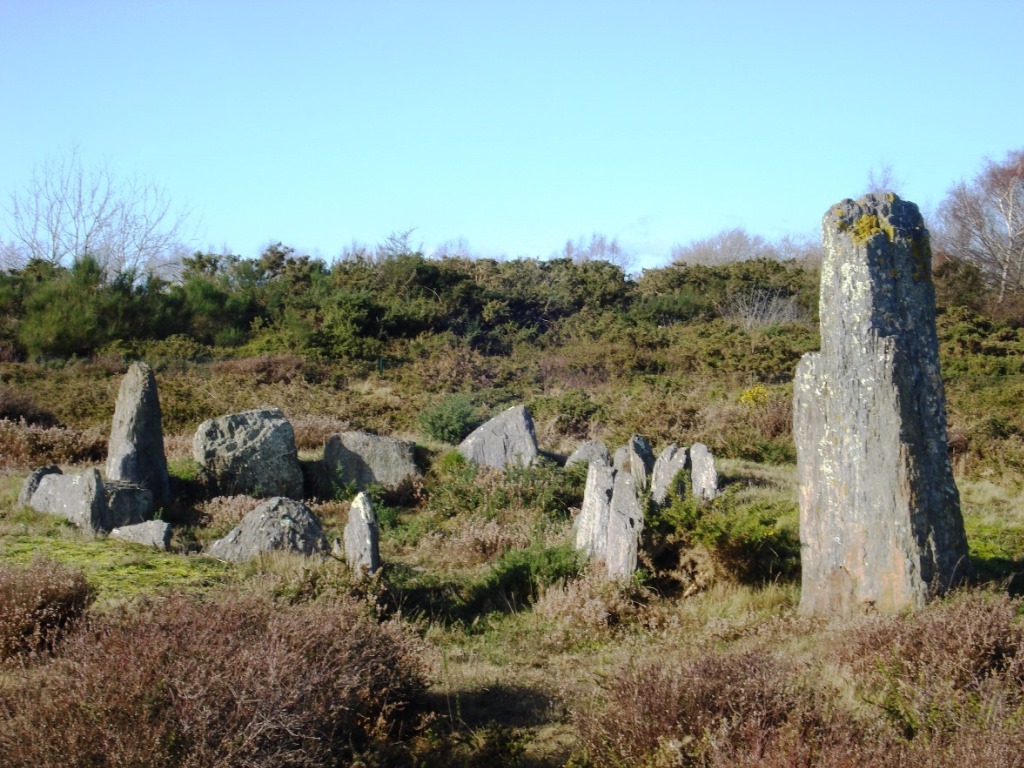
[
  {"xmin": 0, "ymin": 592, "xmax": 426, "ymax": 767},
  {"xmin": 0, "ymin": 558, "xmax": 94, "ymax": 661}
]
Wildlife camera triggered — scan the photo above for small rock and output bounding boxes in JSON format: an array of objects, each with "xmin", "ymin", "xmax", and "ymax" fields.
[
  {"xmin": 206, "ymin": 497, "xmax": 328, "ymax": 563},
  {"xmin": 458, "ymin": 405, "xmax": 539, "ymax": 470},
  {"xmin": 110, "ymin": 520, "xmax": 172, "ymax": 550},
  {"xmin": 18, "ymin": 465, "xmax": 61, "ymax": 509}
]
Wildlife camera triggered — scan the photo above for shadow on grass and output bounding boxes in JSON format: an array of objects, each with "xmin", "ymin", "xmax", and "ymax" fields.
[{"xmin": 970, "ymin": 554, "xmax": 1024, "ymax": 595}]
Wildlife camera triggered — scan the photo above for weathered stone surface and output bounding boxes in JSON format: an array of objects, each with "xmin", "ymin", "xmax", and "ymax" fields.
[
  {"xmin": 612, "ymin": 435, "xmax": 655, "ymax": 491},
  {"xmin": 102, "ymin": 481, "xmax": 152, "ymax": 528},
  {"xmin": 574, "ymin": 463, "xmax": 615, "ymax": 559},
  {"xmin": 605, "ymin": 470, "xmax": 644, "ymax": 580},
  {"xmin": 565, "ymin": 439, "xmax": 611, "ymax": 469},
  {"xmin": 344, "ymin": 492, "xmax": 381, "ymax": 576},
  {"xmin": 458, "ymin": 405, "xmax": 538, "ymax": 470},
  {"xmin": 794, "ymin": 194, "xmax": 970, "ymax": 616},
  {"xmin": 106, "ymin": 362, "xmax": 170, "ymax": 502},
  {"xmin": 690, "ymin": 443, "xmax": 719, "ymax": 502},
  {"xmin": 206, "ymin": 497, "xmax": 328, "ymax": 562},
  {"xmin": 29, "ymin": 468, "xmax": 108, "ymax": 532},
  {"xmin": 18, "ymin": 465, "xmax": 61, "ymax": 508},
  {"xmin": 323, "ymin": 431, "xmax": 420, "ymax": 490},
  {"xmin": 110, "ymin": 520, "xmax": 172, "ymax": 550},
  {"xmin": 193, "ymin": 408, "xmax": 304, "ymax": 499},
  {"xmin": 651, "ymin": 444, "xmax": 689, "ymax": 506}
]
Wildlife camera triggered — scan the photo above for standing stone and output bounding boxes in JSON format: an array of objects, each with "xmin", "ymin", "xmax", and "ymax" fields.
[
  {"xmin": 565, "ymin": 439, "xmax": 611, "ymax": 469},
  {"xmin": 193, "ymin": 408, "xmax": 304, "ymax": 499},
  {"xmin": 344, "ymin": 492, "xmax": 381, "ymax": 576},
  {"xmin": 206, "ymin": 497, "xmax": 328, "ymax": 562},
  {"xmin": 794, "ymin": 194, "xmax": 970, "ymax": 616},
  {"xmin": 324, "ymin": 431, "xmax": 420, "ymax": 490},
  {"xmin": 605, "ymin": 470, "xmax": 644, "ymax": 580},
  {"xmin": 612, "ymin": 435, "xmax": 655, "ymax": 492},
  {"xmin": 651, "ymin": 444, "xmax": 689, "ymax": 506},
  {"xmin": 106, "ymin": 362, "xmax": 170, "ymax": 503},
  {"xmin": 690, "ymin": 443, "xmax": 719, "ymax": 502},
  {"xmin": 458, "ymin": 405, "xmax": 538, "ymax": 470},
  {"xmin": 574, "ymin": 463, "xmax": 615, "ymax": 559}
]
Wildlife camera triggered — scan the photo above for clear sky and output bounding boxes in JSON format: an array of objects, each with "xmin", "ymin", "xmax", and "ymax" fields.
[{"xmin": 2, "ymin": 0, "xmax": 1022, "ymax": 270}]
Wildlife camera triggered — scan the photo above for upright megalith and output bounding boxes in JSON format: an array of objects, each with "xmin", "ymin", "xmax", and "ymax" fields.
[
  {"xmin": 651, "ymin": 443, "xmax": 689, "ymax": 506},
  {"xmin": 574, "ymin": 463, "xmax": 615, "ymax": 559},
  {"xmin": 573, "ymin": 461, "xmax": 644, "ymax": 580},
  {"xmin": 613, "ymin": 435, "xmax": 655, "ymax": 492},
  {"xmin": 689, "ymin": 443, "xmax": 719, "ymax": 502},
  {"xmin": 458, "ymin": 405, "xmax": 538, "ymax": 470},
  {"xmin": 344, "ymin": 492, "xmax": 381, "ymax": 576},
  {"xmin": 324, "ymin": 431, "xmax": 420, "ymax": 491},
  {"xmin": 794, "ymin": 194, "xmax": 970, "ymax": 616},
  {"xmin": 565, "ymin": 439, "xmax": 611, "ymax": 469},
  {"xmin": 106, "ymin": 362, "xmax": 170, "ymax": 503}
]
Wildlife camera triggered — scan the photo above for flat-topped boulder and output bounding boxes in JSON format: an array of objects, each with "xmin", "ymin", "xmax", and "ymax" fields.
[
  {"xmin": 106, "ymin": 361, "xmax": 170, "ymax": 503},
  {"xmin": 458, "ymin": 405, "xmax": 538, "ymax": 470},
  {"xmin": 25, "ymin": 468, "xmax": 108, "ymax": 532},
  {"xmin": 794, "ymin": 194, "xmax": 970, "ymax": 616},
  {"xmin": 193, "ymin": 408, "xmax": 304, "ymax": 499},
  {"xmin": 110, "ymin": 520, "xmax": 172, "ymax": 550},
  {"xmin": 324, "ymin": 431, "xmax": 420, "ymax": 490},
  {"xmin": 206, "ymin": 497, "xmax": 328, "ymax": 563}
]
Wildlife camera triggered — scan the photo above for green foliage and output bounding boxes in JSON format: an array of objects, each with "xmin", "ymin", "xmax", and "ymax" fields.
[
  {"xmin": 418, "ymin": 394, "xmax": 483, "ymax": 444},
  {"xmin": 472, "ymin": 543, "xmax": 585, "ymax": 612}
]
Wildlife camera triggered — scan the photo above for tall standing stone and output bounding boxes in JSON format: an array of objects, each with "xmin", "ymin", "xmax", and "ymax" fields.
[
  {"xmin": 573, "ymin": 463, "xmax": 615, "ymax": 559},
  {"xmin": 106, "ymin": 362, "xmax": 170, "ymax": 503},
  {"xmin": 651, "ymin": 443, "xmax": 689, "ymax": 506},
  {"xmin": 689, "ymin": 443, "xmax": 719, "ymax": 502},
  {"xmin": 794, "ymin": 194, "xmax": 970, "ymax": 616},
  {"xmin": 605, "ymin": 470, "xmax": 644, "ymax": 580},
  {"xmin": 344, "ymin": 492, "xmax": 381, "ymax": 576}
]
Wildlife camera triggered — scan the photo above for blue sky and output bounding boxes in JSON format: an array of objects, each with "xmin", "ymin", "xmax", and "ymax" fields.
[{"xmin": 1, "ymin": 0, "xmax": 1022, "ymax": 270}]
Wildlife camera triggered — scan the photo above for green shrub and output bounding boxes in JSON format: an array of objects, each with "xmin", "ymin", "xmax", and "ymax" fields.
[
  {"xmin": 0, "ymin": 558, "xmax": 94, "ymax": 661},
  {"xmin": 472, "ymin": 543, "xmax": 585, "ymax": 612},
  {"xmin": 418, "ymin": 394, "xmax": 482, "ymax": 444}
]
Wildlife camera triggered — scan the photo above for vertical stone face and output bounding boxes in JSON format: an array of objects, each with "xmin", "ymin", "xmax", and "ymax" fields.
[
  {"xmin": 612, "ymin": 435, "xmax": 655, "ymax": 492},
  {"xmin": 689, "ymin": 443, "xmax": 719, "ymax": 502},
  {"xmin": 106, "ymin": 362, "xmax": 170, "ymax": 503},
  {"xmin": 574, "ymin": 463, "xmax": 615, "ymax": 559},
  {"xmin": 795, "ymin": 194, "xmax": 970, "ymax": 616},
  {"xmin": 651, "ymin": 444, "xmax": 688, "ymax": 506},
  {"xmin": 345, "ymin": 492, "xmax": 381, "ymax": 576}
]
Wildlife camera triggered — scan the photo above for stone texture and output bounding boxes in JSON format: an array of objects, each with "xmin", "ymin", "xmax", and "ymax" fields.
[
  {"xmin": 605, "ymin": 469, "xmax": 644, "ymax": 580},
  {"xmin": 458, "ymin": 405, "xmax": 538, "ymax": 470},
  {"xmin": 193, "ymin": 408, "xmax": 304, "ymax": 499},
  {"xmin": 18, "ymin": 465, "xmax": 61, "ymax": 508},
  {"xmin": 689, "ymin": 443, "xmax": 719, "ymax": 502},
  {"xmin": 323, "ymin": 431, "xmax": 420, "ymax": 490},
  {"xmin": 206, "ymin": 497, "xmax": 328, "ymax": 562},
  {"xmin": 565, "ymin": 439, "xmax": 611, "ymax": 469},
  {"xmin": 574, "ymin": 463, "xmax": 615, "ymax": 559},
  {"xmin": 794, "ymin": 194, "xmax": 970, "ymax": 616},
  {"xmin": 110, "ymin": 520, "xmax": 172, "ymax": 550},
  {"xmin": 28, "ymin": 468, "xmax": 109, "ymax": 532},
  {"xmin": 106, "ymin": 362, "xmax": 170, "ymax": 502},
  {"xmin": 344, "ymin": 492, "xmax": 381, "ymax": 576},
  {"xmin": 651, "ymin": 444, "xmax": 689, "ymax": 506},
  {"xmin": 612, "ymin": 435, "xmax": 655, "ymax": 491},
  {"xmin": 102, "ymin": 481, "xmax": 153, "ymax": 527}
]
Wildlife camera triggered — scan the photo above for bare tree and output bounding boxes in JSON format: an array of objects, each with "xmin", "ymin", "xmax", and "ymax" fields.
[
  {"xmin": 865, "ymin": 161, "xmax": 903, "ymax": 195},
  {"xmin": 1, "ymin": 150, "xmax": 190, "ymax": 276},
  {"xmin": 937, "ymin": 149, "xmax": 1024, "ymax": 303},
  {"xmin": 671, "ymin": 227, "xmax": 778, "ymax": 265},
  {"xmin": 560, "ymin": 233, "xmax": 634, "ymax": 271}
]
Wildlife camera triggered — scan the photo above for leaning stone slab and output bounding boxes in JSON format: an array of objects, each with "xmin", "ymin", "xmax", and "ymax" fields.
[
  {"xmin": 344, "ymin": 492, "xmax": 381, "ymax": 576},
  {"xmin": 690, "ymin": 443, "xmax": 719, "ymax": 502},
  {"xmin": 458, "ymin": 405, "xmax": 538, "ymax": 470},
  {"xmin": 565, "ymin": 440, "xmax": 611, "ymax": 469},
  {"xmin": 612, "ymin": 435, "xmax": 655, "ymax": 492},
  {"xmin": 103, "ymin": 481, "xmax": 152, "ymax": 528},
  {"xmin": 110, "ymin": 520, "xmax": 172, "ymax": 550},
  {"xmin": 106, "ymin": 362, "xmax": 170, "ymax": 502},
  {"xmin": 193, "ymin": 408, "xmax": 304, "ymax": 499},
  {"xmin": 323, "ymin": 431, "xmax": 420, "ymax": 490},
  {"xmin": 794, "ymin": 194, "xmax": 970, "ymax": 616},
  {"xmin": 205, "ymin": 497, "xmax": 328, "ymax": 563},
  {"xmin": 28, "ymin": 468, "xmax": 108, "ymax": 532},
  {"xmin": 605, "ymin": 470, "xmax": 644, "ymax": 580},
  {"xmin": 18, "ymin": 465, "xmax": 61, "ymax": 508},
  {"xmin": 574, "ymin": 463, "xmax": 616, "ymax": 559},
  {"xmin": 651, "ymin": 444, "xmax": 689, "ymax": 506}
]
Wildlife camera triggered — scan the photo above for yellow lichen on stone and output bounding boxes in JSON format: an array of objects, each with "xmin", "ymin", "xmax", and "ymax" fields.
[{"xmin": 850, "ymin": 214, "xmax": 895, "ymax": 245}]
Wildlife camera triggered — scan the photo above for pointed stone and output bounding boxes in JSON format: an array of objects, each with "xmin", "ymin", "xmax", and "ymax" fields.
[
  {"xmin": 344, "ymin": 492, "xmax": 381, "ymax": 576},
  {"xmin": 651, "ymin": 444, "xmax": 689, "ymax": 506},
  {"xmin": 605, "ymin": 470, "xmax": 644, "ymax": 580},
  {"xmin": 458, "ymin": 405, "xmax": 538, "ymax": 470},
  {"xmin": 206, "ymin": 497, "xmax": 327, "ymax": 562},
  {"xmin": 690, "ymin": 443, "xmax": 719, "ymax": 502},
  {"xmin": 106, "ymin": 362, "xmax": 170, "ymax": 503},
  {"xmin": 612, "ymin": 435, "xmax": 655, "ymax": 492},
  {"xmin": 794, "ymin": 194, "xmax": 970, "ymax": 616},
  {"xmin": 565, "ymin": 439, "xmax": 611, "ymax": 469}
]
